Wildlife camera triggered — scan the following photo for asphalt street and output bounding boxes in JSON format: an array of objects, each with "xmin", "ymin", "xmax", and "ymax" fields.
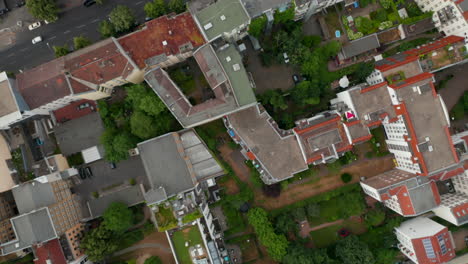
[{"xmin": 1, "ymin": 0, "xmax": 152, "ymax": 73}]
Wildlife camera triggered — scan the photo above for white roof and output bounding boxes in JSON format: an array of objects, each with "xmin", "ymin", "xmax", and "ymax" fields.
[
  {"xmin": 82, "ymin": 146, "xmax": 103, "ymax": 164},
  {"xmin": 396, "ymin": 217, "xmax": 446, "ymax": 239}
]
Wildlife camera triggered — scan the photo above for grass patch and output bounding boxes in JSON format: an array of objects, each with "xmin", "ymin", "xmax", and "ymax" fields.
[
  {"xmin": 155, "ymin": 205, "xmax": 178, "ymax": 231},
  {"xmin": 309, "ymin": 219, "xmax": 367, "ymax": 248},
  {"xmin": 182, "ymin": 209, "xmax": 202, "ymax": 224},
  {"xmin": 172, "ymin": 226, "xmax": 205, "ymax": 264}
]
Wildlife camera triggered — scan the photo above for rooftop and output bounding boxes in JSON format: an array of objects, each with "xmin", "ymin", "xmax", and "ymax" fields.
[
  {"xmin": 33, "ymin": 239, "xmax": 67, "ymax": 264},
  {"xmin": 138, "ymin": 129, "xmax": 223, "ymax": 199},
  {"xmin": 145, "ymin": 44, "xmax": 256, "ymax": 128},
  {"xmin": 0, "ymin": 72, "xmax": 20, "ymax": 117},
  {"xmin": 396, "ymin": 217, "xmax": 446, "ymax": 239},
  {"xmin": 86, "ymin": 185, "xmax": 145, "ymax": 219},
  {"xmin": 392, "ymin": 76, "xmax": 458, "ymax": 174},
  {"xmin": 227, "ymin": 105, "xmax": 308, "ymax": 181},
  {"xmin": 0, "ymin": 134, "xmax": 15, "ymax": 193},
  {"xmin": 118, "ymin": 12, "xmax": 206, "ymax": 69},
  {"xmin": 54, "ymin": 112, "xmax": 104, "ymax": 156},
  {"xmin": 241, "ymin": 0, "xmax": 290, "ymax": 18},
  {"xmin": 294, "ymin": 113, "xmax": 352, "ymax": 164},
  {"xmin": 341, "ymin": 34, "xmax": 380, "ymax": 59},
  {"xmin": 345, "ymin": 121, "xmax": 372, "ymax": 144},
  {"xmin": 459, "ymin": 0, "xmax": 468, "ymax": 12},
  {"xmin": 2, "ymin": 208, "xmax": 57, "ymax": 255},
  {"xmin": 193, "ymin": 0, "xmax": 250, "ymax": 41},
  {"xmin": 12, "ymin": 180, "xmax": 56, "ymax": 214},
  {"xmin": 362, "ymin": 169, "xmax": 416, "ymax": 190},
  {"xmin": 52, "ymin": 99, "xmax": 97, "ymax": 124}
]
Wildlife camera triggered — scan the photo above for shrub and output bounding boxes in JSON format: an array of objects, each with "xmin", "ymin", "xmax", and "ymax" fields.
[
  {"xmin": 379, "ymin": 0, "xmax": 392, "ymax": 9},
  {"xmin": 341, "ymin": 173, "xmax": 352, "ymax": 183},
  {"xmin": 370, "ymin": 9, "xmax": 388, "ymax": 22},
  {"xmin": 92, "ymin": 192, "xmax": 99, "ymax": 198},
  {"xmin": 129, "ymin": 178, "xmax": 136, "ymax": 185}
]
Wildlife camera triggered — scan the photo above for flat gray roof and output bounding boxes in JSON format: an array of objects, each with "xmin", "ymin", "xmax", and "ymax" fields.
[
  {"xmin": 347, "ymin": 122, "xmax": 371, "ymax": 142},
  {"xmin": 241, "ymin": 0, "xmax": 290, "ymax": 18},
  {"xmin": 459, "ymin": 0, "xmax": 468, "ymax": 12},
  {"xmin": 194, "ymin": 0, "xmax": 250, "ymax": 41},
  {"xmin": 341, "ymin": 34, "xmax": 380, "ymax": 59},
  {"xmin": 408, "ymin": 181, "xmax": 438, "ymax": 214},
  {"xmin": 227, "ymin": 105, "xmax": 307, "ymax": 181},
  {"xmin": 395, "ymin": 78, "xmax": 457, "ymax": 173},
  {"xmin": 54, "ymin": 112, "xmax": 104, "ymax": 156},
  {"xmin": 138, "ymin": 129, "xmax": 223, "ymax": 198},
  {"xmin": 12, "ymin": 181, "xmax": 56, "ymax": 214},
  {"xmin": 2, "ymin": 208, "xmax": 57, "ymax": 255},
  {"xmin": 348, "ymin": 85, "xmax": 397, "ymax": 126},
  {"xmin": 87, "ymin": 185, "xmax": 145, "ymax": 219}
]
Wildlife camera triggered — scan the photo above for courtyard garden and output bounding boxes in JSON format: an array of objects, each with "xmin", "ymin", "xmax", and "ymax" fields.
[
  {"xmin": 171, "ymin": 226, "xmax": 205, "ymax": 264},
  {"xmin": 154, "ymin": 205, "xmax": 178, "ymax": 232}
]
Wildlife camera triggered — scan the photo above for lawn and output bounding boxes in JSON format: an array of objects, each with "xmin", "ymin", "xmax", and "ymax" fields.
[
  {"xmin": 172, "ymin": 226, "xmax": 205, "ymax": 264},
  {"xmin": 309, "ymin": 219, "xmax": 367, "ymax": 248},
  {"xmin": 155, "ymin": 205, "xmax": 177, "ymax": 231}
]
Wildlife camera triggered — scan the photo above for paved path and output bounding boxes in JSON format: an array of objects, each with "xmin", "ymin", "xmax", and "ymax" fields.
[{"xmin": 114, "ymin": 243, "xmax": 173, "ymax": 256}]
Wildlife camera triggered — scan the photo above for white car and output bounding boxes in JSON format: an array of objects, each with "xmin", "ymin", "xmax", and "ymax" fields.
[
  {"xmin": 28, "ymin": 21, "xmax": 41, "ymax": 30},
  {"xmin": 283, "ymin": 52, "xmax": 289, "ymax": 64},
  {"xmin": 32, "ymin": 36, "xmax": 42, "ymax": 44}
]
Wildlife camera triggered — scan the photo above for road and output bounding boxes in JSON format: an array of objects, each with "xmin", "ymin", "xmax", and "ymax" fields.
[{"xmin": 1, "ymin": 0, "xmax": 152, "ymax": 73}]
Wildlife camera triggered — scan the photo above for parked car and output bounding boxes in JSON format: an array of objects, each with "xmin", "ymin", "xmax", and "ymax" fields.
[
  {"xmin": 283, "ymin": 52, "xmax": 289, "ymax": 64},
  {"xmin": 109, "ymin": 162, "xmax": 116, "ymax": 169},
  {"xmin": 31, "ymin": 36, "xmax": 42, "ymax": 44},
  {"xmin": 28, "ymin": 21, "xmax": 41, "ymax": 30},
  {"xmin": 78, "ymin": 168, "xmax": 86, "ymax": 179},
  {"xmin": 292, "ymin": 74, "xmax": 300, "ymax": 84},
  {"xmin": 84, "ymin": 167, "xmax": 93, "ymax": 178},
  {"xmin": 82, "ymin": 0, "xmax": 96, "ymax": 7}
]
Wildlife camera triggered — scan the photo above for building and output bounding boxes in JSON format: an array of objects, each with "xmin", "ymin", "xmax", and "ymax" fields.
[
  {"xmin": 63, "ymin": 223, "xmax": 87, "ymax": 261},
  {"xmin": 145, "ymin": 43, "xmax": 257, "ymax": 128},
  {"xmin": 294, "ymin": 0, "xmax": 354, "ymax": 21},
  {"xmin": 0, "ymin": 192, "xmax": 18, "ymax": 245},
  {"xmin": 0, "ymin": 72, "xmax": 35, "ymax": 129},
  {"xmin": 33, "ymin": 239, "xmax": 67, "ymax": 264},
  {"xmin": 414, "ymin": 0, "xmax": 468, "ymax": 40},
  {"xmin": 118, "ymin": 12, "xmax": 206, "ymax": 70},
  {"xmin": 15, "ymin": 38, "xmax": 140, "ymax": 113},
  {"xmin": 224, "ymin": 104, "xmax": 308, "ymax": 184},
  {"xmin": 395, "ymin": 217, "xmax": 456, "ymax": 264},
  {"xmin": 242, "ymin": 0, "xmax": 291, "ymax": 18},
  {"xmin": 337, "ymin": 34, "xmax": 381, "ymax": 63},
  {"xmin": 189, "ymin": 0, "xmax": 251, "ymax": 42}
]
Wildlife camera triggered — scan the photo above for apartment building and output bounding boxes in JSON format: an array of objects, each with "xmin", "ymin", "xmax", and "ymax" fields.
[
  {"xmin": 414, "ymin": 0, "xmax": 468, "ymax": 41},
  {"xmin": 395, "ymin": 217, "xmax": 456, "ymax": 264}
]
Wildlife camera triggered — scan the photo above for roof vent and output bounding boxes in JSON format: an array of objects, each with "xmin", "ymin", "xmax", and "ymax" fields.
[
  {"xmin": 220, "ymin": 15, "xmax": 226, "ymax": 21},
  {"xmin": 232, "ymin": 64, "xmax": 240, "ymax": 71},
  {"xmin": 204, "ymin": 23, "xmax": 213, "ymax": 30},
  {"xmin": 168, "ymin": 30, "xmax": 172, "ymax": 35},
  {"xmin": 226, "ymin": 56, "xmax": 231, "ymax": 62},
  {"xmin": 162, "ymin": 40, "xmax": 168, "ymax": 46}
]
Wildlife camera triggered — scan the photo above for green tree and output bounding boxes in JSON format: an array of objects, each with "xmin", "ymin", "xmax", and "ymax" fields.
[
  {"xmin": 306, "ymin": 203, "xmax": 320, "ymax": 218},
  {"xmin": 336, "ymin": 236, "xmax": 375, "ymax": 264},
  {"xmin": 26, "ymin": 0, "xmax": 58, "ymax": 22},
  {"xmin": 144, "ymin": 0, "xmax": 167, "ymax": 18},
  {"xmin": 247, "ymin": 208, "xmax": 289, "ymax": 261},
  {"xmin": 109, "ymin": 5, "xmax": 136, "ymax": 33},
  {"xmin": 249, "ymin": 15, "xmax": 267, "ymax": 38},
  {"xmin": 103, "ymin": 202, "xmax": 134, "ymax": 233},
  {"xmin": 302, "ymin": 35, "xmax": 322, "ymax": 48},
  {"xmin": 80, "ymin": 225, "xmax": 119, "ymax": 261},
  {"xmin": 125, "ymin": 84, "xmax": 166, "ymax": 117},
  {"xmin": 352, "ymin": 62, "xmax": 375, "ymax": 83},
  {"xmin": 260, "ymin": 90, "xmax": 288, "ymax": 110},
  {"xmin": 274, "ymin": 213, "xmax": 297, "ymax": 234},
  {"xmin": 292, "ymin": 207, "xmax": 307, "ymax": 221},
  {"xmin": 291, "ymin": 81, "xmax": 321, "ymax": 106},
  {"xmin": 99, "ymin": 20, "xmax": 116, "ymax": 38},
  {"xmin": 374, "ymin": 249, "xmax": 398, "ymax": 264},
  {"xmin": 283, "ymin": 243, "xmax": 333, "ymax": 264},
  {"xmin": 341, "ymin": 173, "xmax": 352, "ymax": 183},
  {"xmin": 130, "ymin": 111, "xmax": 159, "ymax": 140},
  {"xmin": 365, "ymin": 209, "xmax": 386, "ymax": 227},
  {"xmin": 143, "ymin": 256, "xmax": 162, "ymax": 264},
  {"xmin": 101, "ymin": 129, "xmax": 137, "ymax": 162},
  {"xmin": 273, "ymin": 6, "xmax": 295, "ymax": 24},
  {"xmin": 168, "ymin": 0, "xmax": 185, "ymax": 14},
  {"xmin": 73, "ymin": 36, "xmax": 92, "ymax": 50},
  {"xmin": 53, "ymin": 45, "xmax": 70, "ymax": 58}
]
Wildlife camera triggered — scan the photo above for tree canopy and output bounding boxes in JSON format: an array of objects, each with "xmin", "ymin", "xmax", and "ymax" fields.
[
  {"xmin": 102, "ymin": 202, "xmax": 134, "ymax": 233},
  {"xmin": 53, "ymin": 45, "xmax": 70, "ymax": 58},
  {"xmin": 249, "ymin": 15, "xmax": 267, "ymax": 38},
  {"xmin": 335, "ymin": 236, "xmax": 375, "ymax": 264},
  {"xmin": 259, "ymin": 90, "xmax": 288, "ymax": 111},
  {"xmin": 99, "ymin": 20, "xmax": 116, "ymax": 38},
  {"xmin": 283, "ymin": 243, "xmax": 333, "ymax": 264},
  {"xmin": 143, "ymin": 256, "xmax": 162, "ymax": 264},
  {"xmin": 109, "ymin": 5, "xmax": 136, "ymax": 33},
  {"xmin": 26, "ymin": 0, "xmax": 58, "ymax": 22},
  {"xmin": 130, "ymin": 111, "xmax": 160, "ymax": 140},
  {"xmin": 247, "ymin": 208, "xmax": 289, "ymax": 261},
  {"xmin": 168, "ymin": 0, "xmax": 185, "ymax": 14},
  {"xmin": 144, "ymin": 0, "xmax": 167, "ymax": 18},
  {"xmin": 80, "ymin": 225, "xmax": 119, "ymax": 261},
  {"xmin": 73, "ymin": 36, "xmax": 92, "ymax": 50}
]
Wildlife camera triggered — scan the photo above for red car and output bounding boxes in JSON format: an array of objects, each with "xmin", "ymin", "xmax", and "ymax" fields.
[{"xmin": 338, "ymin": 228, "xmax": 350, "ymax": 238}]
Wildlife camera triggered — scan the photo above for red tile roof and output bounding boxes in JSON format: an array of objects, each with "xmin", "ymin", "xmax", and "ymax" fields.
[
  {"xmin": 53, "ymin": 100, "xmax": 97, "ymax": 123},
  {"xmin": 33, "ymin": 239, "xmax": 67, "ymax": 264},
  {"xmin": 360, "ymin": 81, "xmax": 388, "ymax": 94},
  {"xmin": 404, "ymin": 36, "xmax": 465, "ymax": 57},
  {"xmin": 246, "ymin": 151, "xmax": 256, "ymax": 160},
  {"xmin": 389, "ymin": 72, "xmax": 434, "ymax": 90},
  {"xmin": 412, "ymin": 229, "xmax": 455, "ymax": 264},
  {"xmin": 118, "ymin": 12, "xmax": 206, "ymax": 69}
]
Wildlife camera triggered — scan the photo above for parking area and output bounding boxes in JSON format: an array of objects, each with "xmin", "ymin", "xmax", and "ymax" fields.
[
  {"xmin": 71, "ymin": 155, "xmax": 150, "ymax": 199},
  {"xmin": 244, "ymin": 39, "xmax": 297, "ymax": 94}
]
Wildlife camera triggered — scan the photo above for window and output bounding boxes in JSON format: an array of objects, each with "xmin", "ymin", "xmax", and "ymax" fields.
[
  {"xmin": 423, "ymin": 238, "xmax": 436, "ymax": 258},
  {"xmin": 438, "ymin": 234, "xmax": 447, "ymax": 255}
]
